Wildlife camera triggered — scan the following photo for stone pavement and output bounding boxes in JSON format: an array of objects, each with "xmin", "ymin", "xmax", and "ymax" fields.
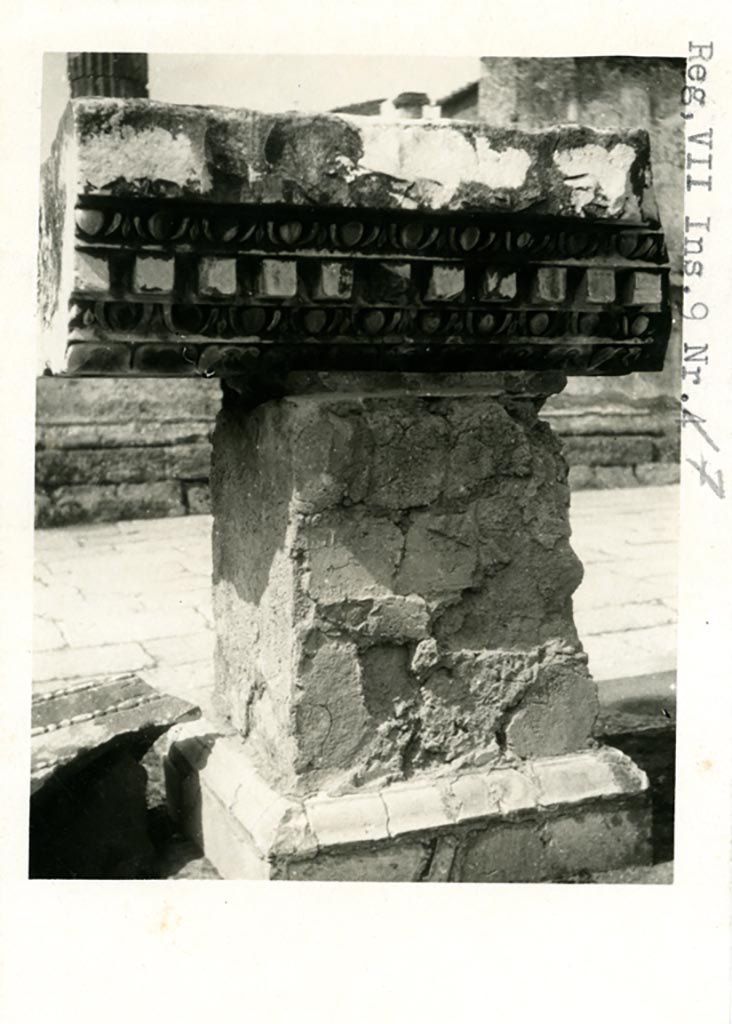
[{"xmin": 32, "ymin": 485, "xmax": 679, "ymax": 718}]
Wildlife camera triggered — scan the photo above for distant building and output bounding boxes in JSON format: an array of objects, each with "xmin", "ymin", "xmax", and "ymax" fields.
[
  {"xmin": 331, "ymin": 97, "xmax": 387, "ymax": 116},
  {"xmin": 436, "ymin": 79, "xmax": 479, "ymax": 119}
]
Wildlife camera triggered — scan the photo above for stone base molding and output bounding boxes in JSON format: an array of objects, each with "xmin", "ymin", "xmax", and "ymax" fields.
[{"xmin": 163, "ymin": 719, "xmax": 650, "ymax": 881}]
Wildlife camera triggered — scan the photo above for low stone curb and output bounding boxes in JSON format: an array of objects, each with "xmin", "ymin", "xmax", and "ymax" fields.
[{"xmin": 163, "ymin": 719, "xmax": 650, "ymax": 882}]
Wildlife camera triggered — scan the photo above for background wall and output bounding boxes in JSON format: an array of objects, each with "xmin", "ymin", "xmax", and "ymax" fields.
[
  {"xmin": 35, "ymin": 379, "xmax": 218, "ymax": 526},
  {"xmin": 478, "ymin": 56, "xmax": 684, "ymax": 396},
  {"xmin": 35, "ymin": 55, "xmax": 684, "ymax": 526}
]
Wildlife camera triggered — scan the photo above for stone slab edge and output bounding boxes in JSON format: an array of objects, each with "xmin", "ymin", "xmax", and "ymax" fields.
[
  {"xmin": 53, "ymin": 99, "xmax": 657, "ymax": 222},
  {"xmin": 162, "ymin": 718, "xmax": 649, "ymax": 881}
]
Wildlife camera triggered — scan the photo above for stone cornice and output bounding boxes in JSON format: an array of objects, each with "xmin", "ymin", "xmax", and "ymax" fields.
[{"xmin": 38, "ymin": 99, "xmax": 672, "ymax": 379}]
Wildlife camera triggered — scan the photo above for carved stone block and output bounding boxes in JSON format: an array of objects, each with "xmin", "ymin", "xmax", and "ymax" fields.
[{"xmin": 39, "ymin": 99, "xmax": 672, "ymax": 380}]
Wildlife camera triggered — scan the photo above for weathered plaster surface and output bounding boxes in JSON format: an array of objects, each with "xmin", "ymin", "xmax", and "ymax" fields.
[
  {"xmin": 553, "ymin": 142, "xmax": 638, "ymax": 217},
  {"xmin": 56, "ymin": 98, "xmax": 655, "ymax": 220},
  {"xmin": 212, "ymin": 377, "xmax": 599, "ymax": 797}
]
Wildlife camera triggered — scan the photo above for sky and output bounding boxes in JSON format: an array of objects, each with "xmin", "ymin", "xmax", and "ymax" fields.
[{"xmin": 41, "ymin": 53, "xmax": 481, "ymax": 157}]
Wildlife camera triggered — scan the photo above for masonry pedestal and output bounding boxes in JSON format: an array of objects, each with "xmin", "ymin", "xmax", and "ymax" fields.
[
  {"xmin": 41, "ymin": 97, "xmax": 669, "ymax": 880},
  {"xmin": 163, "ymin": 372, "xmax": 651, "ymax": 880}
]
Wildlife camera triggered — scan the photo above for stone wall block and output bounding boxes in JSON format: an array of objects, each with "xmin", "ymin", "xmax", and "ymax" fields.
[
  {"xmin": 305, "ymin": 791, "xmax": 390, "ymax": 846},
  {"xmin": 503, "ymin": 660, "xmax": 599, "ymax": 758},
  {"xmin": 458, "ymin": 821, "xmax": 548, "ymax": 882},
  {"xmin": 285, "ymin": 843, "xmax": 430, "ymax": 882},
  {"xmin": 560, "ymin": 434, "xmax": 655, "ymax": 467},
  {"xmin": 541, "ymin": 802, "xmax": 651, "ymax": 876},
  {"xmin": 381, "ymin": 782, "xmax": 453, "ymax": 836},
  {"xmin": 36, "ymin": 481, "xmax": 185, "ymax": 526},
  {"xmin": 362, "ymin": 402, "xmax": 449, "ymax": 509},
  {"xmin": 536, "ymin": 748, "xmax": 647, "ymax": 808},
  {"xmin": 36, "ymin": 443, "xmax": 211, "ymax": 486},
  {"xmin": 634, "ymin": 462, "xmax": 679, "ymax": 486}
]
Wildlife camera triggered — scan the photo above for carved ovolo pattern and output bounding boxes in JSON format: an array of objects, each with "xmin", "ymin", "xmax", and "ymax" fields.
[
  {"xmin": 70, "ymin": 300, "xmax": 667, "ymax": 344},
  {"xmin": 74, "ymin": 199, "xmax": 669, "ymax": 264},
  {"xmin": 66, "ymin": 197, "xmax": 672, "ymax": 377}
]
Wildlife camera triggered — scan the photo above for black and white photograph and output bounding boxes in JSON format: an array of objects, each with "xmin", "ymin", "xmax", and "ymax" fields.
[
  {"xmin": 1, "ymin": 4, "xmax": 730, "ymax": 1021},
  {"xmin": 30, "ymin": 51, "xmax": 683, "ymax": 883}
]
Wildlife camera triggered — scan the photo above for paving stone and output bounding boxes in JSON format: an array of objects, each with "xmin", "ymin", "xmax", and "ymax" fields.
[
  {"xmin": 33, "ymin": 580, "xmax": 85, "ymax": 617},
  {"xmin": 142, "ymin": 632, "xmax": 214, "ymax": 666},
  {"xmin": 585, "ymin": 630, "xmax": 677, "ymax": 682},
  {"xmin": 32, "ymin": 617, "xmax": 67, "ymax": 651},
  {"xmin": 140, "ymin": 662, "xmax": 216, "ymax": 703},
  {"xmin": 60, "ymin": 606, "xmax": 207, "ymax": 647},
  {"xmin": 33, "ymin": 642, "xmax": 155, "ymax": 682},
  {"xmin": 575, "ymin": 601, "xmax": 676, "ymax": 637}
]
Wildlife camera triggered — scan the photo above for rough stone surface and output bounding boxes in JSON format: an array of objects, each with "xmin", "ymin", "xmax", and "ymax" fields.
[
  {"xmin": 51, "ymin": 98, "xmax": 657, "ymax": 218},
  {"xmin": 457, "ymin": 800, "xmax": 650, "ymax": 882},
  {"xmin": 212, "ymin": 379, "xmax": 598, "ymax": 797},
  {"xmin": 161, "ymin": 722, "xmax": 651, "ymax": 881},
  {"xmin": 284, "ymin": 843, "xmax": 430, "ymax": 882}
]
